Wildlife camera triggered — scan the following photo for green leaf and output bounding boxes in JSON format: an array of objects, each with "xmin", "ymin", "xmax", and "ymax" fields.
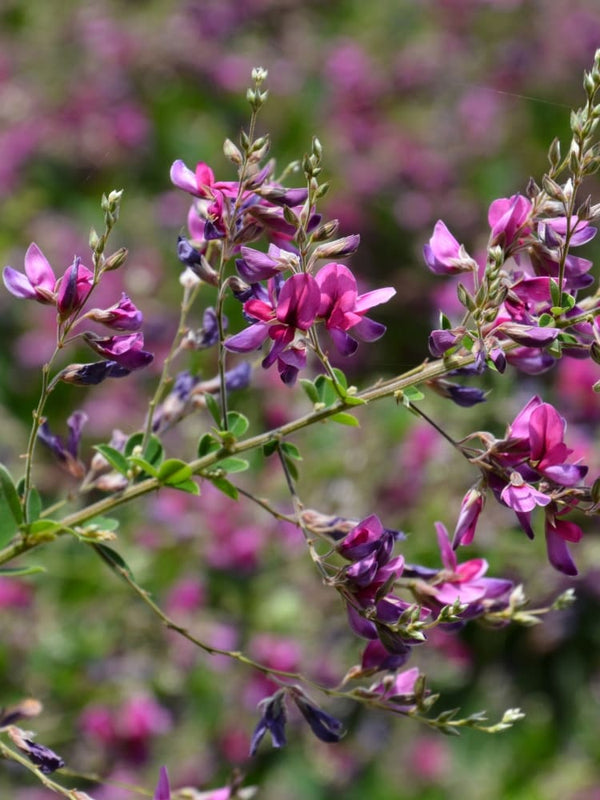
[
  {"xmin": 215, "ymin": 457, "xmax": 249, "ymax": 474},
  {"xmin": 204, "ymin": 393, "xmax": 222, "ymax": 427},
  {"xmin": 0, "ymin": 565, "xmax": 45, "ymax": 577},
  {"xmin": 331, "ymin": 368, "xmax": 348, "ymax": 390},
  {"xmin": 343, "ymin": 394, "xmax": 367, "ymax": 407},
  {"xmin": 157, "ymin": 459, "xmax": 193, "ymax": 485},
  {"xmin": 226, "ymin": 411, "xmax": 249, "ymax": 438},
  {"xmin": 440, "ymin": 312, "xmax": 452, "ymax": 330},
  {"xmin": 208, "ymin": 475, "xmax": 239, "ymax": 500},
  {"xmin": 170, "ymin": 478, "xmax": 200, "ymax": 495},
  {"xmin": 0, "ymin": 463, "xmax": 23, "ymax": 525},
  {"xmin": 86, "ymin": 516, "xmax": 120, "ymax": 532},
  {"xmin": 128, "ymin": 456, "xmax": 159, "ymax": 478},
  {"xmin": 93, "ymin": 445, "xmax": 130, "ymax": 476},
  {"xmin": 125, "ymin": 432, "xmax": 164, "ymax": 465},
  {"xmin": 403, "ymin": 386, "xmax": 425, "ymax": 403},
  {"xmin": 300, "ymin": 379, "xmax": 319, "ymax": 404},
  {"xmin": 197, "ymin": 433, "xmax": 221, "ymax": 458},
  {"xmin": 538, "ymin": 313, "xmax": 555, "ymax": 327},
  {"xmin": 561, "ymin": 292, "xmax": 576, "ymax": 310},
  {"xmin": 27, "ymin": 519, "xmax": 64, "ymax": 537},
  {"xmin": 314, "ymin": 375, "xmax": 337, "ymax": 407},
  {"xmin": 329, "ymin": 412, "xmax": 359, "ymax": 427},
  {"xmin": 550, "ymin": 278, "xmax": 561, "ymax": 307},
  {"xmin": 262, "ymin": 440, "xmax": 278, "ymax": 458},
  {"xmin": 281, "ymin": 442, "xmax": 302, "ymax": 461},
  {"xmin": 26, "ymin": 488, "xmax": 42, "ymax": 523},
  {"xmin": 93, "ymin": 543, "xmax": 134, "ymax": 578}
]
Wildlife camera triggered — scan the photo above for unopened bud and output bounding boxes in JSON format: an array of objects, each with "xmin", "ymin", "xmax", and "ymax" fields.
[
  {"xmin": 311, "ymin": 219, "xmax": 340, "ymax": 241},
  {"xmin": 223, "ymin": 138, "xmax": 243, "ymax": 165},
  {"xmin": 311, "ymin": 234, "xmax": 360, "ymax": 261},
  {"xmin": 103, "ymin": 247, "xmax": 128, "ymax": 272}
]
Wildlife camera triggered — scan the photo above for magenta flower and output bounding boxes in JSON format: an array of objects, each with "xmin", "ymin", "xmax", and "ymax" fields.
[
  {"xmin": 315, "ymin": 263, "xmax": 396, "ymax": 355},
  {"xmin": 423, "ymin": 221, "xmax": 474, "ymax": 275},
  {"xmin": 56, "ymin": 256, "xmax": 93, "ymax": 317},
  {"xmin": 225, "ymin": 273, "xmax": 320, "ymax": 384},
  {"xmin": 488, "ymin": 194, "xmax": 532, "ymax": 249},
  {"xmin": 170, "ymin": 160, "xmax": 237, "ymax": 199},
  {"xmin": 86, "ymin": 293, "xmax": 143, "ymax": 331},
  {"xmin": 371, "ymin": 666, "xmax": 421, "ymax": 704},
  {"xmin": 545, "ymin": 511, "xmax": 583, "ymax": 576},
  {"xmin": 83, "ymin": 332, "xmax": 154, "ymax": 370},
  {"xmin": 452, "ymin": 487, "xmax": 485, "ymax": 548},
  {"xmin": 3, "ymin": 243, "xmax": 57, "ymax": 303},
  {"xmin": 431, "ymin": 523, "xmax": 511, "ymax": 607}
]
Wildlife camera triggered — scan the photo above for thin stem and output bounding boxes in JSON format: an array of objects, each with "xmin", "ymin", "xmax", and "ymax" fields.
[
  {"xmin": 0, "ymin": 739, "xmax": 84, "ymax": 799},
  {"xmin": 92, "ymin": 544, "xmax": 331, "ymax": 694},
  {"xmin": 0, "ymin": 341, "xmax": 522, "ymax": 568},
  {"xmin": 275, "ymin": 443, "xmax": 331, "ymax": 581},
  {"xmin": 142, "ymin": 281, "xmax": 201, "ymax": 450}
]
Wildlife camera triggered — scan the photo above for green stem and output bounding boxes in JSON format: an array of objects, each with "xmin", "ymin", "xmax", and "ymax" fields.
[
  {"xmin": 0, "ymin": 738, "xmax": 83, "ymax": 799},
  {"xmin": 142, "ymin": 281, "xmax": 201, "ymax": 450}
]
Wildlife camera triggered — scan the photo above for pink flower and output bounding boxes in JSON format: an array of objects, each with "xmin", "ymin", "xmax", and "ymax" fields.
[
  {"xmin": 423, "ymin": 221, "xmax": 474, "ymax": 275},
  {"xmin": 488, "ymin": 194, "xmax": 532, "ymax": 248},
  {"xmin": 3, "ymin": 243, "xmax": 57, "ymax": 303},
  {"xmin": 315, "ymin": 263, "xmax": 395, "ymax": 355},
  {"xmin": 225, "ymin": 273, "xmax": 321, "ymax": 384},
  {"xmin": 500, "ymin": 473, "xmax": 551, "ymax": 513},
  {"xmin": 452, "ymin": 487, "xmax": 485, "ymax": 548},
  {"xmin": 432, "ymin": 523, "xmax": 511, "ymax": 607}
]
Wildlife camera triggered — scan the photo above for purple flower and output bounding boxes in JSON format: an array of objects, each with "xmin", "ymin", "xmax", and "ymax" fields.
[
  {"xmin": 38, "ymin": 410, "xmax": 88, "ymax": 479},
  {"xmin": 250, "ymin": 692, "xmax": 287, "ymax": 756},
  {"xmin": 154, "ymin": 766, "xmax": 171, "ymax": 800},
  {"xmin": 545, "ymin": 512, "xmax": 582, "ymax": 576},
  {"xmin": 430, "ymin": 522, "xmax": 512, "ymax": 608},
  {"xmin": 83, "ymin": 332, "xmax": 154, "ymax": 370},
  {"xmin": 428, "ymin": 328, "xmax": 462, "ymax": 357},
  {"xmin": 452, "ymin": 487, "xmax": 485, "ymax": 548},
  {"xmin": 423, "ymin": 221, "xmax": 474, "ymax": 275},
  {"xmin": 371, "ymin": 666, "xmax": 421, "ymax": 705},
  {"xmin": 338, "ymin": 514, "xmax": 394, "ymax": 564},
  {"xmin": 236, "ymin": 244, "xmax": 294, "ymax": 282},
  {"xmin": 59, "ymin": 360, "xmax": 131, "ymax": 386},
  {"xmin": 488, "ymin": 194, "xmax": 532, "ymax": 249},
  {"xmin": 500, "ymin": 472, "xmax": 551, "ymax": 513},
  {"xmin": 499, "ymin": 323, "xmax": 560, "ymax": 348},
  {"xmin": 315, "ymin": 263, "xmax": 395, "ymax": 355},
  {"xmin": 432, "ymin": 379, "xmax": 487, "ymax": 407},
  {"xmin": 8, "ymin": 728, "xmax": 65, "ymax": 775},
  {"xmin": 225, "ymin": 273, "xmax": 321, "ymax": 384},
  {"xmin": 291, "ymin": 692, "xmax": 345, "ymax": 743},
  {"xmin": 361, "ymin": 639, "xmax": 412, "ymax": 672},
  {"xmin": 86, "ymin": 293, "xmax": 143, "ymax": 331},
  {"xmin": 56, "ymin": 256, "xmax": 93, "ymax": 317},
  {"xmin": 3, "ymin": 243, "xmax": 57, "ymax": 303}
]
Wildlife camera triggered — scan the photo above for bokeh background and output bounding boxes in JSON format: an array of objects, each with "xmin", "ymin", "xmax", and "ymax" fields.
[{"xmin": 1, "ymin": 1, "xmax": 600, "ymax": 798}]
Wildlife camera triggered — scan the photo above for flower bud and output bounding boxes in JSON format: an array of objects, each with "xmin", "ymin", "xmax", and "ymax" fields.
[{"xmin": 103, "ymin": 247, "xmax": 128, "ymax": 271}]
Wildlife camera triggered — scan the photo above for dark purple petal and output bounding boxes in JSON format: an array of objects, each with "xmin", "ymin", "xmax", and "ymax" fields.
[
  {"xmin": 21, "ymin": 739, "xmax": 65, "ymax": 775},
  {"xmin": 445, "ymin": 383, "xmax": 487, "ymax": 407},
  {"xmin": 329, "ymin": 327, "xmax": 358, "ymax": 356},
  {"xmin": 545, "ymin": 524, "xmax": 578, "ymax": 576},
  {"xmin": 250, "ymin": 694, "xmax": 287, "ymax": 756},
  {"xmin": 225, "ymin": 362, "xmax": 252, "ymax": 392},
  {"xmin": 66, "ymin": 411, "xmax": 88, "ymax": 458},
  {"xmin": 429, "ymin": 329, "xmax": 460, "ymax": 357},
  {"xmin": 225, "ymin": 322, "xmax": 270, "ymax": 353},
  {"xmin": 351, "ymin": 316, "xmax": 386, "ymax": 342},
  {"xmin": 501, "ymin": 323, "xmax": 560, "ymax": 347},
  {"xmin": 361, "ymin": 639, "xmax": 412, "ymax": 672},
  {"xmin": 293, "ymin": 695, "xmax": 344, "ymax": 743}
]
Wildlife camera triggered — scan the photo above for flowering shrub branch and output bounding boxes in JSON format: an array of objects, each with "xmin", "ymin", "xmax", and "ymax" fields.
[{"xmin": 2, "ymin": 52, "xmax": 600, "ymax": 798}]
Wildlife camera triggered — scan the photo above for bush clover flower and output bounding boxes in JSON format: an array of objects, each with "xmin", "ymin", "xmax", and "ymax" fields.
[
  {"xmin": 423, "ymin": 221, "xmax": 477, "ymax": 275},
  {"xmin": 315, "ymin": 262, "xmax": 396, "ymax": 355},
  {"xmin": 225, "ymin": 272, "xmax": 321, "ymax": 384},
  {"xmin": 38, "ymin": 410, "xmax": 88, "ymax": 478},
  {"xmin": 83, "ymin": 332, "xmax": 154, "ymax": 371},
  {"xmin": 3, "ymin": 242, "xmax": 58, "ymax": 303},
  {"xmin": 85, "ymin": 293, "xmax": 143, "ymax": 331}
]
